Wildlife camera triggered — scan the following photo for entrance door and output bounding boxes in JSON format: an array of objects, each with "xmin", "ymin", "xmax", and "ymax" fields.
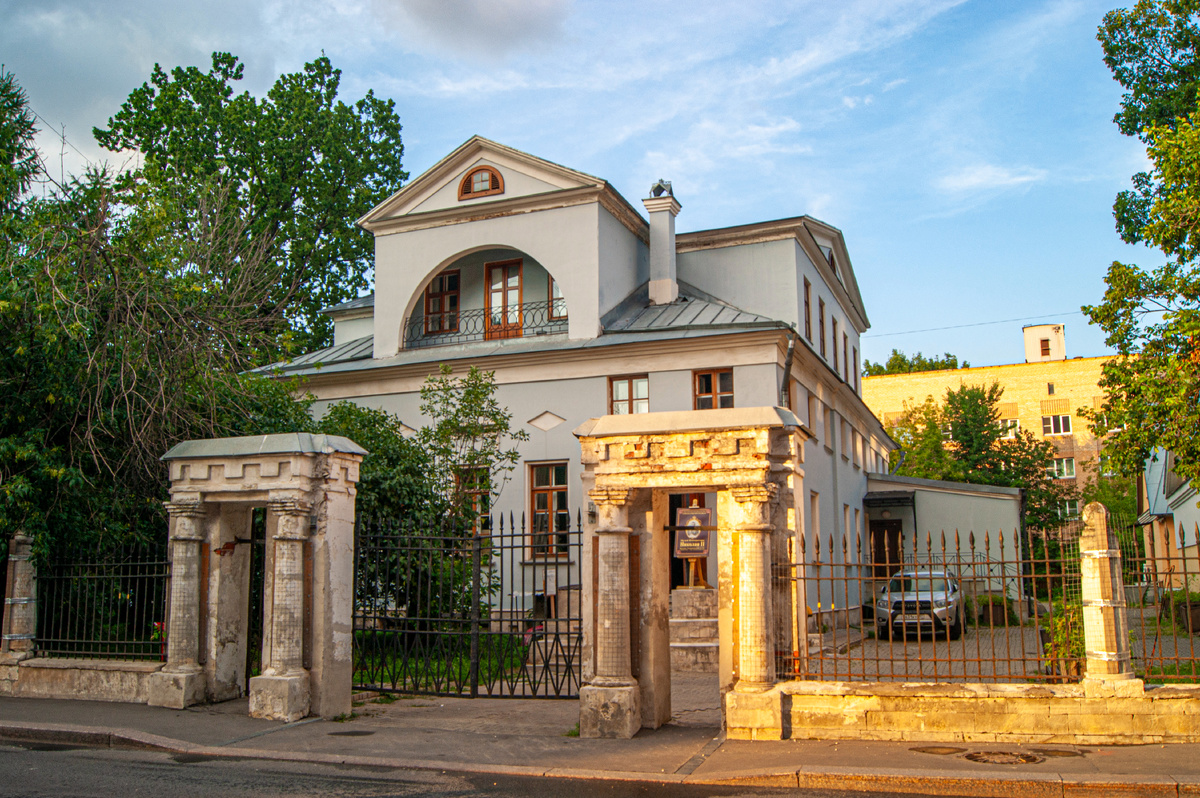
[
  {"xmin": 869, "ymin": 519, "xmax": 903, "ymax": 579},
  {"xmin": 486, "ymin": 260, "xmax": 523, "ymax": 340}
]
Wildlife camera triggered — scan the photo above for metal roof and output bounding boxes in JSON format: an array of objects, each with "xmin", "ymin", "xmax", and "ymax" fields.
[{"xmin": 320, "ymin": 294, "xmax": 376, "ymax": 315}]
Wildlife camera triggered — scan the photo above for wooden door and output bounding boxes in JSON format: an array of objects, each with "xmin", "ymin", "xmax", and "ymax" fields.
[
  {"xmin": 485, "ymin": 260, "xmax": 523, "ymax": 340},
  {"xmin": 869, "ymin": 519, "xmax": 903, "ymax": 579}
]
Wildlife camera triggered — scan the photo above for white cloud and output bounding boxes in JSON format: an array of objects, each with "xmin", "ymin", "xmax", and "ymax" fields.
[
  {"xmin": 370, "ymin": 0, "xmax": 571, "ymax": 62},
  {"xmin": 937, "ymin": 163, "xmax": 1047, "ymax": 193}
]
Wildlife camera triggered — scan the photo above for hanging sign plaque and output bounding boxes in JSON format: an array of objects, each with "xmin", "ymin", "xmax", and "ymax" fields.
[{"xmin": 673, "ymin": 507, "xmax": 712, "ymax": 558}]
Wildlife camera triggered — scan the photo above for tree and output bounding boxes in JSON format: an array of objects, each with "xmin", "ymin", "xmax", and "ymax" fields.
[
  {"xmin": 0, "ymin": 70, "xmax": 37, "ymax": 215},
  {"xmin": 887, "ymin": 383, "xmax": 1074, "ymax": 530},
  {"xmin": 1088, "ymin": 2, "xmax": 1200, "ymax": 484},
  {"xmin": 1099, "ymin": 0, "xmax": 1200, "ymax": 242},
  {"xmin": 417, "ymin": 365, "xmax": 529, "ymax": 522},
  {"xmin": 862, "ymin": 349, "xmax": 968, "ymax": 376},
  {"xmin": 94, "ymin": 52, "xmax": 408, "ymax": 353}
]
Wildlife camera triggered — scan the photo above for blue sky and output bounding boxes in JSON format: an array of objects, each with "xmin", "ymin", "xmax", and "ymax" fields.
[{"xmin": 2, "ymin": 0, "xmax": 1154, "ymax": 367}]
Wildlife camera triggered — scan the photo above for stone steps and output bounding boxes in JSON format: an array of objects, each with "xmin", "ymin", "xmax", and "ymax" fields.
[{"xmin": 670, "ymin": 588, "xmax": 718, "ymax": 673}]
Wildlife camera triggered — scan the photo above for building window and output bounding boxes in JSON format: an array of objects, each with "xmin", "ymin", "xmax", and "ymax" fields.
[
  {"xmin": 694, "ymin": 369, "xmax": 734, "ymax": 409},
  {"xmin": 1059, "ymin": 499, "xmax": 1080, "ymax": 519},
  {"xmin": 1042, "ymin": 414, "xmax": 1072, "ymax": 436},
  {"xmin": 486, "ymin": 259, "xmax": 523, "ymax": 340},
  {"xmin": 459, "ymin": 166, "xmax": 504, "ymax": 200},
  {"xmin": 832, "ymin": 319, "xmax": 839, "ymax": 375},
  {"xmin": 1040, "ymin": 338, "xmax": 1051, "ymax": 357},
  {"xmin": 1049, "ymin": 457, "xmax": 1076, "ymax": 479},
  {"xmin": 818, "ymin": 299, "xmax": 826, "ymax": 358},
  {"xmin": 803, "ymin": 278, "xmax": 812, "ymax": 342},
  {"xmin": 548, "ymin": 276, "xmax": 567, "ymax": 319},
  {"xmin": 457, "ymin": 467, "xmax": 491, "ymax": 535},
  {"xmin": 1047, "ymin": 383, "xmax": 1055, "ymax": 395},
  {"xmin": 531, "ymin": 463, "xmax": 570, "ymax": 557},
  {"xmin": 609, "ymin": 375, "xmax": 649, "ymax": 415},
  {"xmin": 424, "ymin": 269, "xmax": 460, "ymax": 334},
  {"xmin": 1000, "ymin": 419, "xmax": 1019, "ymax": 439},
  {"xmin": 853, "ymin": 347, "xmax": 859, "ymax": 391},
  {"xmin": 843, "ymin": 333, "xmax": 849, "ymax": 381}
]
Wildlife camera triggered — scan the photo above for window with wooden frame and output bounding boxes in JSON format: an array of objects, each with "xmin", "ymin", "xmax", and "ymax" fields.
[
  {"xmin": 485, "ymin": 259, "xmax": 523, "ymax": 340},
  {"xmin": 852, "ymin": 347, "xmax": 859, "ymax": 391},
  {"xmin": 803, "ymin": 278, "xmax": 812, "ymax": 342},
  {"xmin": 609, "ymin": 375, "xmax": 649, "ymax": 415},
  {"xmin": 694, "ymin": 368, "xmax": 734, "ymax": 410},
  {"xmin": 459, "ymin": 166, "xmax": 504, "ymax": 200},
  {"xmin": 424, "ymin": 269, "xmax": 460, "ymax": 334},
  {"xmin": 832, "ymin": 319, "xmax": 840, "ymax": 376},
  {"xmin": 548, "ymin": 276, "xmax": 567, "ymax": 320},
  {"xmin": 842, "ymin": 333, "xmax": 849, "ymax": 382},
  {"xmin": 456, "ymin": 467, "xmax": 492, "ymax": 535},
  {"xmin": 531, "ymin": 463, "xmax": 570, "ymax": 557},
  {"xmin": 818, "ymin": 299, "xmax": 826, "ymax": 358}
]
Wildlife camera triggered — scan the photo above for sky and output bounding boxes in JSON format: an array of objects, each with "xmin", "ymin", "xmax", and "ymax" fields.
[{"xmin": 1, "ymin": 0, "xmax": 1156, "ymax": 368}]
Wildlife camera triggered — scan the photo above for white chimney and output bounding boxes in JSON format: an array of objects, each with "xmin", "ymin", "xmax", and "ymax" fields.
[{"xmin": 643, "ymin": 181, "xmax": 681, "ymax": 306}]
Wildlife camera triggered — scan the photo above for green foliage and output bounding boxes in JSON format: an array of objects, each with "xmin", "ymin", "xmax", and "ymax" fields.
[
  {"xmin": 1099, "ymin": 0, "xmax": 1200, "ymax": 242},
  {"xmin": 973, "ymin": 594, "xmax": 1019, "ymax": 626},
  {"xmin": 94, "ymin": 52, "xmax": 408, "ymax": 353},
  {"xmin": 313, "ymin": 401, "xmax": 442, "ymax": 522},
  {"xmin": 0, "ymin": 69, "xmax": 37, "ymax": 214},
  {"xmin": 1042, "ymin": 600, "xmax": 1086, "ymax": 681},
  {"xmin": 862, "ymin": 349, "xmax": 968, "ymax": 376},
  {"xmin": 418, "ymin": 365, "xmax": 529, "ymax": 516},
  {"xmin": 886, "ymin": 383, "xmax": 1074, "ymax": 530}
]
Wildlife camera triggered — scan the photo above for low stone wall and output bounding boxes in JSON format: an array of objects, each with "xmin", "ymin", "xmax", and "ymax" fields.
[
  {"xmin": 0, "ymin": 658, "xmax": 163, "ymax": 703},
  {"xmin": 726, "ymin": 679, "xmax": 1200, "ymax": 745}
]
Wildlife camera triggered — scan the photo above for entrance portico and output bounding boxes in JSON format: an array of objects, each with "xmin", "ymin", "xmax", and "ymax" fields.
[{"xmin": 574, "ymin": 408, "xmax": 809, "ymax": 738}]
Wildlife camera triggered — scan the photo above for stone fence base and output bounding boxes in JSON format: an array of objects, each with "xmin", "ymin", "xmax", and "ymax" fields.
[
  {"xmin": 0, "ymin": 658, "xmax": 163, "ymax": 703},
  {"xmin": 727, "ymin": 679, "xmax": 1200, "ymax": 745}
]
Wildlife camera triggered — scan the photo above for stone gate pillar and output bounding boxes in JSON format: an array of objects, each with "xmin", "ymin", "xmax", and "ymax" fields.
[
  {"xmin": 1, "ymin": 534, "xmax": 36, "ymax": 664},
  {"xmin": 1079, "ymin": 502, "xmax": 1139, "ymax": 696},
  {"xmin": 151, "ymin": 433, "xmax": 364, "ymax": 720},
  {"xmin": 147, "ymin": 500, "xmax": 208, "ymax": 709},
  {"xmin": 731, "ymin": 484, "xmax": 777, "ymax": 691},
  {"xmin": 579, "ymin": 487, "xmax": 641, "ymax": 738}
]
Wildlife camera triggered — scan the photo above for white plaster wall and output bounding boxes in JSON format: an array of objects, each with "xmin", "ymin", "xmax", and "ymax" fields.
[
  {"xmin": 333, "ymin": 316, "xmax": 373, "ymax": 346},
  {"xmin": 677, "ymin": 240, "xmax": 798, "ymax": 328},
  {"xmin": 597, "ymin": 204, "xmax": 648, "ymax": 318},
  {"xmin": 373, "ymin": 203, "xmax": 605, "ymax": 356}
]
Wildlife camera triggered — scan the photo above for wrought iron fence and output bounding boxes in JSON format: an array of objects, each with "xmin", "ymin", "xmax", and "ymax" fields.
[
  {"xmin": 775, "ymin": 526, "xmax": 1089, "ymax": 684},
  {"xmin": 1124, "ymin": 519, "xmax": 1200, "ymax": 683},
  {"xmin": 354, "ymin": 512, "xmax": 582, "ymax": 698},
  {"xmin": 402, "ymin": 300, "xmax": 568, "ymax": 349},
  {"xmin": 35, "ymin": 540, "xmax": 171, "ymax": 660}
]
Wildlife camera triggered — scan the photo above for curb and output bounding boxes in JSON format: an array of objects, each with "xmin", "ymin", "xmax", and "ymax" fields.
[{"xmin": 0, "ymin": 721, "xmax": 1191, "ymax": 797}]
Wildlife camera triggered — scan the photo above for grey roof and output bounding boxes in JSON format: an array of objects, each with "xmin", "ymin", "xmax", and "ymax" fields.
[
  {"xmin": 257, "ymin": 334, "xmax": 374, "ymax": 373},
  {"xmin": 866, "ymin": 473, "xmax": 1022, "ymax": 498},
  {"xmin": 607, "ymin": 295, "xmax": 775, "ymax": 333},
  {"xmin": 162, "ymin": 433, "xmax": 368, "ymax": 460},
  {"xmin": 320, "ymin": 294, "xmax": 375, "ymax": 315}
]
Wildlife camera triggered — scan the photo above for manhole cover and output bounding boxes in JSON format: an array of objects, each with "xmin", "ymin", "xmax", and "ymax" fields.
[
  {"xmin": 963, "ymin": 751, "xmax": 1045, "ymax": 765},
  {"xmin": 911, "ymin": 746, "xmax": 968, "ymax": 756},
  {"xmin": 1030, "ymin": 748, "xmax": 1083, "ymax": 758},
  {"xmin": 328, "ymin": 730, "xmax": 375, "ymax": 737}
]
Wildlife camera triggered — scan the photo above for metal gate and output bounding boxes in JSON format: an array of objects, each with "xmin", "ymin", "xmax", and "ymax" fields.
[{"xmin": 353, "ymin": 513, "xmax": 582, "ymax": 698}]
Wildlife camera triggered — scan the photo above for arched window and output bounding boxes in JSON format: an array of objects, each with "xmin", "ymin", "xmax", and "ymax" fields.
[{"xmin": 459, "ymin": 166, "xmax": 504, "ymax": 200}]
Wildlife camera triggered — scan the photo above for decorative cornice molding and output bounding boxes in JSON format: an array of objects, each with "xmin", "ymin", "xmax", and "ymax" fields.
[
  {"xmin": 267, "ymin": 498, "xmax": 313, "ymax": 517},
  {"xmin": 588, "ymin": 487, "xmax": 632, "ymax": 506},
  {"xmin": 731, "ymin": 484, "xmax": 778, "ymax": 504},
  {"xmin": 164, "ymin": 500, "xmax": 206, "ymax": 519}
]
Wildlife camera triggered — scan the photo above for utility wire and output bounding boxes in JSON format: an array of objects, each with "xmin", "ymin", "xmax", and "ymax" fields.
[{"xmin": 864, "ymin": 310, "xmax": 1086, "ymax": 339}]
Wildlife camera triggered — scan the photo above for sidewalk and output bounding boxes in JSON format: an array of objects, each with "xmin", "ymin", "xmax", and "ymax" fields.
[{"xmin": 1, "ymin": 675, "xmax": 1198, "ymax": 797}]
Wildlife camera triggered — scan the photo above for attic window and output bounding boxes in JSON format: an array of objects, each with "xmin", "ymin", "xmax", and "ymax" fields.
[{"xmin": 459, "ymin": 166, "xmax": 504, "ymax": 200}]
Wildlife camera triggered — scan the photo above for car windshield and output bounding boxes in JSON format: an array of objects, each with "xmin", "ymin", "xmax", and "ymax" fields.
[{"xmin": 885, "ymin": 576, "xmax": 950, "ymax": 594}]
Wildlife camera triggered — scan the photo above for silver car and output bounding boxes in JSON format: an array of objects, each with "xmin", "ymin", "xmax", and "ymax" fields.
[{"xmin": 874, "ymin": 569, "xmax": 965, "ymax": 640}]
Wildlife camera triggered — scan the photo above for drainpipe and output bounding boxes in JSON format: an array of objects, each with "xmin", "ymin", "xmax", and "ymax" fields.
[{"xmin": 780, "ymin": 330, "xmax": 796, "ymax": 408}]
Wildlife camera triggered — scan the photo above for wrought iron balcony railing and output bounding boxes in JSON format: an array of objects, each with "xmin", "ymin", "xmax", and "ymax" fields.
[{"xmin": 403, "ymin": 300, "xmax": 568, "ymax": 349}]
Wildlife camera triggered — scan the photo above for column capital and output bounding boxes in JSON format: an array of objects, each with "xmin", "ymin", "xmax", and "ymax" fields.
[
  {"xmin": 731, "ymin": 484, "xmax": 777, "ymax": 505},
  {"xmin": 588, "ymin": 487, "xmax": 631, "ymax": 507},
  {"xmin": 268, "ymin": 497, "xmax": 313, "ymax": 517},
  {"xmin": 164, "ymin": 500, "xmax": 206, "ymax": 519}
]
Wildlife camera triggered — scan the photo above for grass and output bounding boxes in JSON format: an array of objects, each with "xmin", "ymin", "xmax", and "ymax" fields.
[
  {"xmin": 354, "ymin": 631, "xmax": 530, "ymax": 693},
  {"xmin": 1140, "ymin": 663, "xmax": 1200, "ymax": 684},
  {"xmin": 564, "ymin": 723, "xmax": 579, "ymax": 738}
]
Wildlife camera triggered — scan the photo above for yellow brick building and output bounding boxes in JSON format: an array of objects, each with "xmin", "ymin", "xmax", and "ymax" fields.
[{"xmin": 861, "ymin": 325, "xmax": 1109, "ymax": 510}]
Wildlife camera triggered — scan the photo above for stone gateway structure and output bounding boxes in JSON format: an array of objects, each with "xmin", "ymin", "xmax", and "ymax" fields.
[
  {"xmin": 149, "ymin": 433, "xmax": 364, "ymax": 721},
  {"xmin": 574, "ymin": 407, "xmax": 809, "ymax": 737}
]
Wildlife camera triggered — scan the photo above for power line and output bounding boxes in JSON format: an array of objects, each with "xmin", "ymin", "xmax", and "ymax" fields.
[{"xmin": 864, "ymin": 310, "xmax": 1086, "ymax": 339}]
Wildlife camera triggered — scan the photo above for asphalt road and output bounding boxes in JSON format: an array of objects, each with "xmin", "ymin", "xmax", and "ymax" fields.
[{"xmin": 0, "ymin": 741, "xmax": 969, "ymax": 798}]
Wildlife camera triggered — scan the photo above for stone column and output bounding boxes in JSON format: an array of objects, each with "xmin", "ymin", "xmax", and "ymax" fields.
[
  {"xmin": 1, "ymin": 534, "xmax": 36, "ymax": 663},
  {"xmin": 1079, "ymin": 502, "xmax": 1140, "ymax": 696},
  {"xmin": 147, "ymin": 501, "xmax": 208, "ymax": 709},
  {"xmin": 579, "ymin": 487, "xmax": 641, "ymax": 738},
  {"xmin": 250, "ymin": 498, "xmax": 312, "ymax": 721},
  {"xmin": 731, "ymin": 485, "xmax": 777, "ymax": 691}
]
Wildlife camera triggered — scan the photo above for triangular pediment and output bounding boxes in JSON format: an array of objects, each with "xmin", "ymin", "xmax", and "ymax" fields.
[{"xmin": 358, "ymin": 136, "xmax": 606, "ymax": 229}]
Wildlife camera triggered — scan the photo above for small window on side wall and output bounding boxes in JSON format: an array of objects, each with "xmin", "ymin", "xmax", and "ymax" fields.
[
  {"xmin": 459, "ymin": 166, "xmax": 504, "ymax": 200},
  {"xmin": 610, "ymin": 375, "xmax": 649, "ymax": 415},
  {"xmin": 548, "ymin": 277, "xmax": 567, "ymax": 320},
  {"xmin": 694, "ymin": 369, "xmax": 733, "ymax": 410}
]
